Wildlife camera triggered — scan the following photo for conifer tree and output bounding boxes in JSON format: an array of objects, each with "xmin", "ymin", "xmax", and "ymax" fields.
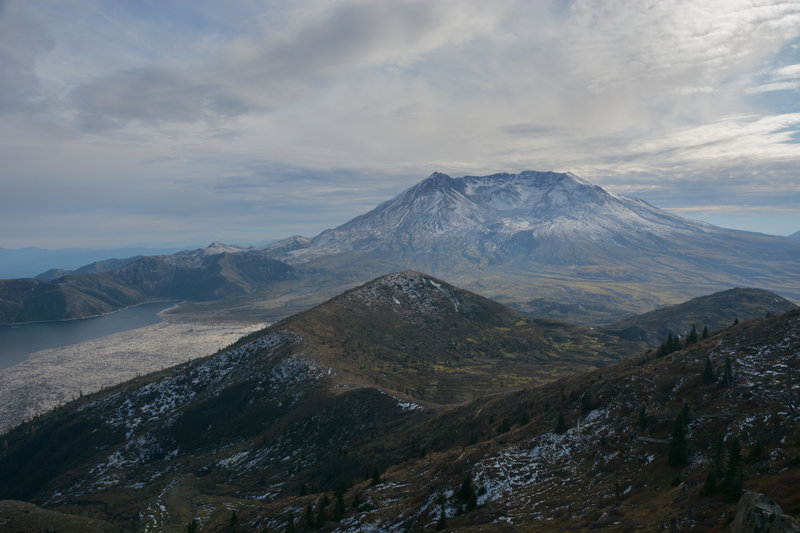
[
  {"xmin": 702, "ymin": 325, "xmax": 709, "ymax": 340},
  {"xmin": 720, "ymin": 356, "xmax": 733, "ymax": 388},
  {"xmin": 745, "ymin": 440, "xmax": 762, "ymax": 464},
  {"xmin": 700, "ymin": 468, "xmax": 717, "ymax": 496},
  {"xmin": 638, "ymin": 407, "xmax": 648, "ymax": 430},
  {"xmin": 456, "ymin": 474, "xmax": 478, "ymax": 513},
  {"xmin": 316, "ymin": 498, "xmax": 327, "ymax": 528},
  {"xmin": 668, "ymin": 414, "xmax": 688, "ymax": 466},
  {"xmin": 436, "ymin": 504, "xmax": 447, "ymax": 530},
  {"xmin": 304, "ymin": 504, "xmax": 313, "ymax": 532},
  {"xmin": 713, "ymin": 434, "xmax": 724, "ymax": 475},
  {"xmin": 370, "ymin": 466, "xmax": 381, "ymax": 485},
  {"xmin": 702, "ymin": 355, "xmax": 716, "ymax": 384},
  {"xmin": 498, "ymin": 417, "xmax": 511, "ymax": 434},
  {"xmin": 582, "ymin": 391, "xmax": 594, "ymax": 413},
  {"xmin": 685, "ymin": 325, "xmax": 698, "ymax": 347},
  {"xmin": 673, "ymin": 332, "xmax": 682, "ymax": 351},
  {"xmin": 334, "ymin": 485, "xmax": 346, "ymax": 521},
  {"xmin": 286, "ymin": 512, "xmax": 296, "ymax": 533},
  {"xmin": 722, "ymin": 439, "xmax": 743, "ymax": 502},
  {"xmin": 555, "ymin": 411, "xmax": 567, "ymax": 434}
]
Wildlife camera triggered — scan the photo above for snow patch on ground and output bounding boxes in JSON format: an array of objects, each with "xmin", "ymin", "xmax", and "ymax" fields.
[{"xmin": 343, "ymin": 272, "xmax": 468, "ymax": 322}]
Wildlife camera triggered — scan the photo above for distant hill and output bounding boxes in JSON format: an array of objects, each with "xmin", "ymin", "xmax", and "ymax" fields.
[
  {"xmin": 604, "ymin": 287, "xmax": 798, "ymax": 345},
  {"xmin": 0, "ymin": 243, "xmax": 295, "ymax": 324},
  {"xmin": 1, "ymin": 272, "xmax": 799, "ymax": 531},
  {"xmin": 36, "ymin": 255, "xmax": 144, "ymax": 281},
  {"xmin": 0, "ymin": 245, "xmax": 189, "ymax": 279}
]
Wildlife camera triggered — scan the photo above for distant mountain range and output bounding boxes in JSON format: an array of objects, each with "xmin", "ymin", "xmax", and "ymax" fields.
[
  {"xmin": 2, "ymin": 271, "xmax": 798, "ymax": 531},
  {"xmin": 0, "ymin": 244, "xmax": 294, "ymax": 324},
  {"xmin": 0, "ymin": 246, "xmax": 191, "ymax": 280},
  {"xmin": 1, "ymin": 171, "xmax": 799, "ymax": 325}
]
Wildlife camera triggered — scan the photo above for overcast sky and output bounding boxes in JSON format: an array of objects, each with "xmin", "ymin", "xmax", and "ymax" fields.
[{"xmin": 1, "ymin": 0, "xmax": 799, "ymax": 249}]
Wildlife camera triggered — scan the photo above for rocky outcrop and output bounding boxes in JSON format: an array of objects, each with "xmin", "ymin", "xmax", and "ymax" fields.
[{"xmin": 731, "ymin": 491, "xmax": 800, "ymax": 533}]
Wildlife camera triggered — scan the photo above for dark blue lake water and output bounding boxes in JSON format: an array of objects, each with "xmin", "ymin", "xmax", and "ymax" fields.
[{"xmin": 0, "ymin": 301, "xmax": 176, "ymax": 370}]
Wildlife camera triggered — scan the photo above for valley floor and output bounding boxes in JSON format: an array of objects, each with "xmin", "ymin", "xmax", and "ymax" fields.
[{"xmin": 0, "ymin": 314, "xmax": 266, "ymax": 430}]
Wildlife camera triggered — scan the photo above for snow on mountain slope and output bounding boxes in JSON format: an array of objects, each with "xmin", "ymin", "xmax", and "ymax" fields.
[
  {"xmin": 283, "ymin": 170, "xmax": 720, "ymax": 262},
  {"xmin": 337, "ymin": 271, "xmax": 470, "ymax": 320}
]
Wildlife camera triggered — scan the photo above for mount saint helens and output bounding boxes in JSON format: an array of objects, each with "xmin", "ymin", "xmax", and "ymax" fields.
[
  {"xmin": 2, "ymin": 171, "xmax": 799, "ymax": 324},
  {"xmin": 268, "ymin": 170, "xmax": 800, "ymax": 321}
]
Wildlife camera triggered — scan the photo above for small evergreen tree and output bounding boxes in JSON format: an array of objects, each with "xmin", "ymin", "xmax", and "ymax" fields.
[
  {"xmin": 286, "ymin": 512, "xmax": 296, "ymax": 533},
  {"xmin": 702, "ymin": 325, "xmax": 709, "ymax": 340},
  {"xmin": 713, "ymin": 434, "xmax": 725, "ymax": 476},
  {"xmin": 702, "ymin": 355, "xmax": 716, "ymax": 384},
  {"xmin": 456, "ymin": 474, "xmax": 478, "ymax": 513},
  {"xmin": 685, "ymin": 325, "xmax": 699, "ymax": 347},
  {"xmin": 370, "ymin": 466, "xmax": 381, "ymax": 485},
  {"xmin": 334, "ymin": 485, "xmax": 346, "ymax": 521},
  {"xmin": 555, "ymin": 412, "xmax": 567, "ymax": 434},
  {"xmin": 722, "ymin": 439, "xmax": 743, "ymax": 502},
  {"xmin": 745, "ymin": 440, "xmax": 762, "ymax": 464},
  {"xmin": 720, "ymin": 356, "xmax": 733, "ymax": 388},
  {"xmin": 733, "ymin": 316, "xmax": 739, "ymax": 325},
  {"xmin": 638, "ymin": 407, "xmax": 648, "ymax": 430},
  {"xmin": 581, "ymin": 391, "xmax": 594, "ymax": 413},
  {"xmin": 498, "ymin": 417, "xmax": 511, "ymax": 434},
  {"xmin": 304, "ymin": 504, "xmax": 313, "ymax": 532},
  {"xmin": 699, "ymin": 468, "xmax": 717, "ymax": 496},
  {"xmin": 187, "ymin": 518, "xmax": 199, "ymax": 533},
  {"xmin": 316, "ymin": 497, "xmax": 327, "ymax": 528},
  {"xmin": 681, "ymin": 402, "xmax": 690, "ymax": 425},
  {"xmin": 436, "ymin": 504, "xmax": 447, "ymax": 530},
  {"xmin": 668, "ymin": 414, "xmax": 688, "ymax": 466},
  {"xmin": 658, "ymin": 332, "xmax": 683, "ymax": 357}
]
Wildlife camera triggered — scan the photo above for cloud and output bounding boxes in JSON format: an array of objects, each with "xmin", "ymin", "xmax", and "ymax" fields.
[
  {"xmin": 2, "ymin": 0, "xmax": 800, "ymax": 246},
  {"xmin": 66, "ymin": 0, "xmax": 505, "ymax": 129},
  {"xmin": 746, "ymin": 81, "xmax": 800, "ymax": 94},
  {"xmin": 0, "ymin": 1, "xmax": 53, "ymax": 113}
]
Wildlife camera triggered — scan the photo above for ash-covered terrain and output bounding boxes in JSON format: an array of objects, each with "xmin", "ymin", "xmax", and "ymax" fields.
[{"xmin": 0, "ymin": 319, "xmax": 264, "ymax": 430}]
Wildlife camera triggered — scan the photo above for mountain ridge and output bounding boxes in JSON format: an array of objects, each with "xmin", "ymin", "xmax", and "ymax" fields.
[{"xmin": 604, "ymin": 287, "xmax": 798, "ymax": 345}]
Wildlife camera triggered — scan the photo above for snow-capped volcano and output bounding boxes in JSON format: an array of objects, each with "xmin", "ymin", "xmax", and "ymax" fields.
[
  {"xmin": 261, "ymin": 170, "xmax": 800, "ymax": 322},
  {"xmin": 281, "ymin": 170, "xmax": 715, "ymax": 263}
]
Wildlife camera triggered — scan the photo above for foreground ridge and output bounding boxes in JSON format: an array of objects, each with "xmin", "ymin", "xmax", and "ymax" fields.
[{"xmin": 0, "ymin": 273, "xmax": 799, "ymax": 531}]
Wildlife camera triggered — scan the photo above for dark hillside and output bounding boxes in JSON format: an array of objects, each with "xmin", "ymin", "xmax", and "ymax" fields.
[
  {"xmin": 282, "ymin": 272, "xmax": 642, "ymax": 403},
  {"xmin": 1, "ymin": 276, "xmax": 799, "ymax": 531},
  {"xmin": 605, "ymin": 287, "xmax": 797, "ymax": 345}
]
